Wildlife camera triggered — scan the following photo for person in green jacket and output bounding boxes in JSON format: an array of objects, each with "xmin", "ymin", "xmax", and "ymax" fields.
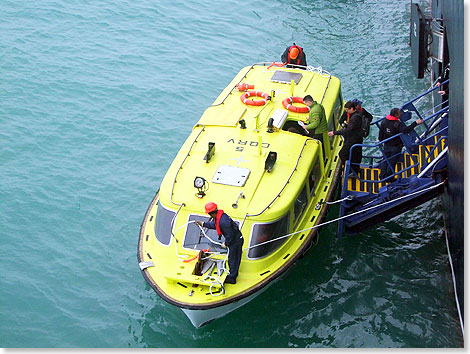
[{"xmin": 300, "ymin": 95, "xmax": 327, "ymax": 154}]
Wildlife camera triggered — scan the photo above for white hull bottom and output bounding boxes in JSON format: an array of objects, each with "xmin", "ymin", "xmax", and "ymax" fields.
[{"xmin": 181, "ymin": 284, "xmax": 272, "ymax": 328}]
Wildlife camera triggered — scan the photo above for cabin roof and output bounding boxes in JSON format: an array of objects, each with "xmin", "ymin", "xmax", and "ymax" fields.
[{"xmin": 159, "ymin": 64, "xmax": 341, "ymax": 222}]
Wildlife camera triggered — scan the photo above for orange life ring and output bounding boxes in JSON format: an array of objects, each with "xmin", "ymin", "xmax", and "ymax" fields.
[
  {"xmin": 240, "ymin": 90, "xmax": 269, "ymax": 106},
  {"xmin": 282, "ymin": 96, "xmax": 310, "ymax": 113}
]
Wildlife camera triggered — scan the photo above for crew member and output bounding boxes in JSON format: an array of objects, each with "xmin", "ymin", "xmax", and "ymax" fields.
[
  {"xmin": 195, "ymin": 202, "xmax": 244, "ymax": 284},
  {"xmin": 300, "ymin": 95, "xmax": 327, "ymax": 155},
  {"xmin": 281, "ymin": 43, "xmax": 307, "ymax": 67},
  {"xmin": 378, "ymin": 108, "xmax": 423, "ymax": 181},
  {"xmin": 328, "ymin": 101, "xmax": 363, "ymax": 176}
]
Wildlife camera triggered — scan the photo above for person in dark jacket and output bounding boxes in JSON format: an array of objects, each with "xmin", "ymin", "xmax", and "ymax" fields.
[
  {"xmin": 281, "ymin": 44, "xmax": 307, "ymax": 68},
  {"xmin": 338, "ymin": 98, "xmax": 373, "ymax": 128},
  {"xmin": 328, "ymin": 101, "xmax": 363, "ymax": 175},
  {"xmin": 195, "ymin": 202, "xmax": 244, "ymax": 284},
  {"xmin": 378, "ymin": 107, "xmax": 423, "ymax": 180}
]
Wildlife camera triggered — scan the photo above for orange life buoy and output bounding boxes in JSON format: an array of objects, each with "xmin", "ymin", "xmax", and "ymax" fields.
[
  {"xmin": 282, "ymin": 96, "xmax": 310, "ymax": 113},
  {"xmin": 240, "ymin": 90, "xmax": 269, "ymax": 106},
  {"xmin": 237, "ymin": 83, "xmax": 255, "ymax": 91}
]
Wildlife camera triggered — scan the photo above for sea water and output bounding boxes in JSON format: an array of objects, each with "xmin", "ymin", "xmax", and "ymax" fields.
[{"xmin": 0, "ymin": 0, "xmax": 462, "ymax": 347}]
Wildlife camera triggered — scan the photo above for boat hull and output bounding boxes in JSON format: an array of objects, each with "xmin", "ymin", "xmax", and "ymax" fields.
[{"xmin": 181, "ymin": 283, "xmax": 272, "ymax": 327}]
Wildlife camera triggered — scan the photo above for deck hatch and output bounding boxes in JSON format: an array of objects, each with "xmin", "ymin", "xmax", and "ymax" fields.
[
  {"xmin": 212, "ymin": 165, "xmax": 250, "ymax": 187},
  {"xmin": 270, "ymin": 71, "xmax": 302, "ymax": 84}
]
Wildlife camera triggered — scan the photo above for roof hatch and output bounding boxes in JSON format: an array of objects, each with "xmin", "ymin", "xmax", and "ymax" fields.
[
  {"xmin": 212, "ymin": 165, "xmax": 250, "ymax": 187},
  {"xmin": 270, "ymin": 71, "xmax": 303, "ymax": 84}
]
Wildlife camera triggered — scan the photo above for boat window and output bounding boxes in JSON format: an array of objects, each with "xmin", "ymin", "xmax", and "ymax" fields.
[
  {"xmin": 248, "ymin": 213, "xmax": 290, "ymax": 259},
  {"xmin": 294, "ymin": 184, "xmax": 308, "ymax": 224},
  {"xmin": 154, "ymin": 202, "xmax": 176, "ymax": 245},
  {"xmin": 308, "ymin": 158, "xmax": 322, "ymax": 197},
  {"xmin": 183, "ymin": 215, "xmax": 238, "ymax": 252},
  {"xmin": 329, "ymin": 93, "xmax": 343, "ymax": 147}
]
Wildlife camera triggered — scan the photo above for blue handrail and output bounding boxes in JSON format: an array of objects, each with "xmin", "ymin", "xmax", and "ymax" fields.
[
  {"xmin": 346, "ymin": 92, "xmax": 448, "ymax": 183},
  {"xmin": 337, "ymin": 80, "xmax": 449, "ymax": 238}
]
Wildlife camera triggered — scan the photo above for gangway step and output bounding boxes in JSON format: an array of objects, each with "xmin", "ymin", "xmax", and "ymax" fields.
[
  {"xmin": 346, "ymin": 167, "xmax": 385, "ymax": 194},
  {"xmin": 346, "ymin": 137, "xmax": 447, "ymax": 194},
  {"xmin": 419, "ymin": 140, "xmax": 446, "ymax": 166},
  {"xmin": 396, "ymin": 153, "xmax": 420, "ymax": 178}
]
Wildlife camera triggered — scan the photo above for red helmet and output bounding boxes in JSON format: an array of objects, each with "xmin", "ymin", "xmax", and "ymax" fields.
[
  {"xmin": 205, "ymin": 202, "xmax": 218, "ymax": 214},
  {"xmin": 289, "ymin": 47, "xmax": 299, "ymax": 60}
]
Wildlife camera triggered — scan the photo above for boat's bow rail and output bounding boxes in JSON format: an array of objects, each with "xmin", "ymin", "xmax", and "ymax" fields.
[{"xmin": 210, "ymin": 62, "xmax": 332, "ymax": 108}]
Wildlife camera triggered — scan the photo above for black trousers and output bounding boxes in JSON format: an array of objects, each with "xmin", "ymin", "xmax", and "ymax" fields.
[
  {"xmin": 340, "ymin": 143, "xmax": 362, "ymax": 175},
  {"xmin": 226, "ymin": 237, "xmax": 243, "ymax": 281}
]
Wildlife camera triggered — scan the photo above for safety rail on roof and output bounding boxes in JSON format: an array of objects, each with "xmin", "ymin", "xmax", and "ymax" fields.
[
  {"xmin": 240, "ymin": 137, "xmax": 317, "ymax": 228},
  {"xmin": 211, "ymin": 62, "xmax": 333, "ymax": 107}
]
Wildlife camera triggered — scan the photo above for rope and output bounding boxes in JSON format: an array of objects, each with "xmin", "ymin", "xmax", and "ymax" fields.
[
  {"xmin": 324, "ymin": 195, "xmax": 354, "ymax": 205},
  {"xmin": 267, "ymin": 61, "xmax": 286, "ymax": 69},
  {"xmin": 172, "ymin": 220, "xmax": 230, "ymax": 296},
  {"xmin": 194, "ymin": 223, "xmax": 230, "ymax": 274},
  {"xmin": 169, "ymin": 182, "xmax": 445, "ymax": 294},
  {"xmin": 444, "ymin": 227, "xmax": 465, "ymax": 337},
  {"xmin": 243, "ymin": 181, "xmax": 445, "ymax": 252}
]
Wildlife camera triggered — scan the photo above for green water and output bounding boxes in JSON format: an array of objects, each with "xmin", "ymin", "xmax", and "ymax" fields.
[{"xmin": 0, "ymin": 0, "xmax": 462, "ymax": 347}]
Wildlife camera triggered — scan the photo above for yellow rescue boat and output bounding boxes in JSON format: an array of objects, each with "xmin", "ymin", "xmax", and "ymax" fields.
[{"xmin": 138, "ymin": 63, "xmax": 345, "ymax": 327}]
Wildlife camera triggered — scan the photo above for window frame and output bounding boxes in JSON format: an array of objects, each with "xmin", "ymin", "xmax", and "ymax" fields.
[
  {"xmin": 293, "ymin": 183, "xmax": 309, "ymax": 226},
  {"xmin": 247, "ymin": 213, "xmax": 290, "ymax": 260},
  {"xmin": 154, "ymin": 201, "xmax": 176, "ymax": 246},
  {"xmin": 308, "ymin": 157, "xmax": 322, "ymax": 197}
]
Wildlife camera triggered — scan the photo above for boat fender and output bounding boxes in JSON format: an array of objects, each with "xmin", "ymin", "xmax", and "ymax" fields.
[
  {"xmin": 240, "ymin": 91, "xmax": 269, "ymax": 106},
  {"xmin": 282, "ymin": 96, "xmax": 310, "ymax": 113}
]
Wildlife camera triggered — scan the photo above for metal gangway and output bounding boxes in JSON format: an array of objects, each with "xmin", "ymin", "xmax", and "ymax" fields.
[{"xmin": 337, "ymin": 81, "xmax": 449, "ymax": 237}]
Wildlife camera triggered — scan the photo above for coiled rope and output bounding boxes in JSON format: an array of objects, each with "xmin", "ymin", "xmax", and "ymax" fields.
[{"xmin": 173, "ymin": 221, "xmax": 230, "ymax": 296}]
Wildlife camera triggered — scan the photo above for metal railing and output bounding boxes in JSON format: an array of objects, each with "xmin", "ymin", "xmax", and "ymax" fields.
[{"xmin": 344, "ymin": 81, "xmax": 449, "ymax": 187}]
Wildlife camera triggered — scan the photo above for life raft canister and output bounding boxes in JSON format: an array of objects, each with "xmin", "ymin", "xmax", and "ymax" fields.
[
  {"xmin": 240, "ymin": 90, "xmax": 269, "ymax": 106},
  {"xmin": 237, "ymin": 83, "xmax": 255, "ymax": 91},
  {"xmin": 282, "ymin": 96, "xmax": 310, "ymax": 113}
]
